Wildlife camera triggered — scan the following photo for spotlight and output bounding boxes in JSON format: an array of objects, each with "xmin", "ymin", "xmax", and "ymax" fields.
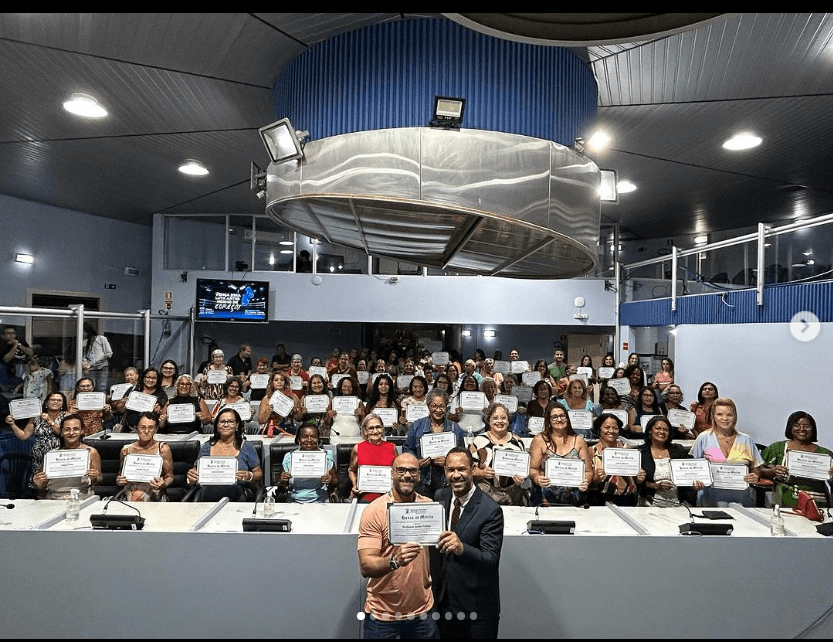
[
  {"xmin": 429, "ymin": 96, "xmax": 466, "ymax": 129},
  {"xmin": 259, "ymin": 118, "xmax": 308, "ymax": 164}
]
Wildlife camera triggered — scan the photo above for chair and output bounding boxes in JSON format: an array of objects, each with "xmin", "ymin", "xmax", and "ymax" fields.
[
  {"xmin": 182, "ymin": 438, "xmax": 262, "ymax": 502},
  {"xmin": 335, "ymin": 443, "xmax": 355, "ymax": 501},
  {"xmin": 269, "ymin": 442, "xmax": 299, "ymax": 486},
  {"xmin": 0, "ymin": 452, "xmax": 34, "ymax": 499}
]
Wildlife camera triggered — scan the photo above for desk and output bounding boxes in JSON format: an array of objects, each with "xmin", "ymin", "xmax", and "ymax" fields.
[
  {"xmin": 202, "ymin": 501, "xmax": 355, "ymax": 534},
  {"xmin": 502, "ymin": 505, "xmax": 638, "ymax": 536},
  {"xmin": 0, "ymin": 499, "xmax": 68, "ymax": 530}
]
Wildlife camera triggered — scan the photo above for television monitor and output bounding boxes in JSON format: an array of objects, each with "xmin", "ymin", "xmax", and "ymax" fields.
[{"xmin": 196, "ymin": 279, "xmax": 269, "ymax": 322}]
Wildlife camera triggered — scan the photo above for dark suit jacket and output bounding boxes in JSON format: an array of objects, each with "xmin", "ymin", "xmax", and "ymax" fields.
[{"xmin": 430, "ymin": 486, "xmax": 504, "ymax": 617}]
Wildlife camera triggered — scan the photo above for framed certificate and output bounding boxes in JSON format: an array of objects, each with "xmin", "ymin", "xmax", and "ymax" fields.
[
  {"xmin": 709, "ymin": 462, "xmax": 749, "ymax": 490},
  {"xmin": 493, "ymin": 360, "xmax": 511, "ymax": 374},
  {"xmin": 577, "ymin": 366, "xmax": 594, "ymax": 380},
  {"xmin": 670, "ymin": 458, "xmax": 713, "ymax": 486},
  {"xmin": 396, "ymin": 374, "xmax": 414, "ymax": 390},
  {"xmin": 388, "ymin": 501, "xmax": 445, "ymax": 545},
  {"xmin": 785, "ymin": 450, "xmax": 833, "ymax": 481},
  {"xmin": 460, "ymin": 391, "xmax": 486, "ymax": 411},
  {"xmin": 605, "ymin": 409, "xmax": 629, "ymax": 426},
  {"xmin": 495, "ymin": 394, "xmax": 518, "ymax": 413},
  {"xmin": 307, "ymin": 365, "xmax": 327, "ymax": 378},
  {"xmin": 269, "ymin": 390, "xmax": 295, "ymax": 418},
  {"xmin": 356, "ymin": 371, "xmax": 370, "ymax": 384},
  {"xmin": 249, "ymin": 374, "xmax": 269, "ymax": 389},
  {"xmin": 167, "ymin": 403, "xmax": 196, "ymax": 424},
  {"xmin": 125, "ymin": 391, "xmax": 157, "ymax": 413},
  {"xmin": 45, "ymin": 449, "xmax": 90, "ymax": 479},
  {"xmin": 667, "ymin": 408, "xmax": 696, "ymax": 429},
  {"xmin": 597, "ymin": 367, "xmax": 615, "ymax": 379},
  {"xmin": 640, "ymin": 414, "xmax": 658, "ymax": 430},
  {"xmin": 431, "ymin": 352, "xmax": 449, "ymax": 366},
  {"xmin": 225, "ymin": 401, "xmax": 252, "ymax": 421},
  {"xmin": 511, "ymin": 360, "xmax": 530, "ymax": 374},
  {"xmin": 521, "ymin": 371, "xmax": 542, "ymax": 386},
  {"xmin": 527, "ymin": 416, "xmax": 545, "ymax": 435},
  {"xmin": 601, "ymin": 448, "xmax": 641, "ymax": 476},
  {"xmin": 568, "ymin": 410, "xmax": 593, "ymax": 433},
  {"xmin": 289, "ymin": 376, "xmax": 304, "ymax": 390},
  {"xmin": 122, "ymin": 453, "xmax": 163, "ymax": 483},
  {"xmin": 405, "ymin": 403, "xmax": 429, "ymax": 423},
  {"xmin": 545, "ymin": 457, "xmax": 585, "ymax": 488},
  {"xmin": 420, "ymin": 432, "xmax": 457, "ymax": 458},
  {"xmin": 513, "ymin": 385, "xmax": 533, "ymax": 403},
  {"xmin": 197, "ymin": 457, "xmax": 238, "ymax": 485},
  {"xmin": 289, "ymin": 450, "xmax": 329, "ymax": 478},
  {"xmin": 206, "ymin": 369, "xmax": 228, "ymax": 385},
  {"xmin": 330, "ymin": 373, "xmax": 349, "ymax": 389},
  {"xmin": 357, "ymin": 465, "xmax": 393, "ymax": 493},
  {"xmin": 109, "ymin": 383, "xmax": 132, "ymax": 401},
  {"xmin": 569, "ymin": 372, "xmax": 588, "ymax": 386},
  {"xmin": 304, "ymin": 394, "xmax": 330, "ymax": 414},
  {"xmin": 332, "ymin": 396, "xmax": 359, "ymax": 414},
  {"xmin": 606, "ymin": 378, "xmax": 631, "ymax": 396},
  {"xmin": 9, "ymin": 398, "xmax": 42, "ymax": 420},
  {"xmin": 374, "ymin": 407, "xmax": 399, "ymax": 428},
  {"xmin": 492, "ymin": 449, "xmax": 530, "ymax": 478}
]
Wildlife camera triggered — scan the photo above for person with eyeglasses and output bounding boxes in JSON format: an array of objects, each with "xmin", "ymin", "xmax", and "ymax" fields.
[
  {"xmin": 348, "ymin": 413, "xmax": 396, "ymax": 503},
  {"xmin": 357, "ymin": 452, "xmax": 437, "ymax": 639},
  {"xmin": 403, "ymin": 389, "xmax": 465, "ymax": 499},
  {"xmin": 528, "ymin": 402, "xmax": 593, "ymax": 506},
  {"xmin": 759, "ymin": 411, "xmax": 833, "ymax": 509}
]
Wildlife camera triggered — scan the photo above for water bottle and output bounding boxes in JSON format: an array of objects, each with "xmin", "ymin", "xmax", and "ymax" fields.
[
  {"xmin": 770, "ymin": 504, "xmax": 785, "ymax": 536},
  {"xmin": 263, "ymin": 494, "xmax": 275, "ymax": 517},
  {"xmin": 66, "ymin": 488, "xmax": 80, "ymax": 522}
]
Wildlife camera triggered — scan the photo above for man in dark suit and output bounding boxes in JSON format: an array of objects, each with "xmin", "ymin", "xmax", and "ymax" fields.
[{"xmin": 432, "ymin": 446, "xmax": 504, "ymax": 639}]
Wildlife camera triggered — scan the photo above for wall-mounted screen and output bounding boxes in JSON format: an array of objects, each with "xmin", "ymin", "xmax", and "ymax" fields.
[{"xmin": 196, "ymin": 279, "xmax": 269, "ymax": 322}]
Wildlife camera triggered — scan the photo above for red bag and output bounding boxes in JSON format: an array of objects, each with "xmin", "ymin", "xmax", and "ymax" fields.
[{"xmin": 794, "ymin": 491, "xmax": 824, "ymax": 522}]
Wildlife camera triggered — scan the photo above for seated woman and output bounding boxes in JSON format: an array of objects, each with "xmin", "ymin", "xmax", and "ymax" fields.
[
  {"xmin": 578, "ymin": 354, "xmax": 597, "ymax": 388},
  {"xmin": 620, "ymin": 364, "xmax": 646, "ymax": 410},
  {"xmin": 626, "ymin": 386, "xmax": 664, "ymax": 438},
  {"xmin": 652, "ymin": 357, "xmax": 674, "ymax": 396},
  {"xmin": 198, "ymin": 349, "xmax": 233, "ymax": 401},
  {"xmin": 448, "ymin": 374, "xmax": 487, "ymax": 435},
  {"xmin": 161, "ymin": 375, "xmax": 210, "ymax": 434},
  {"xmin": 481, "ymin": 357, "xmax": 503, "ymax": 391},
  {"xmin": 158, "ymin": 359, "xmax": 179, "ymax": 399},
  {"xmin": 662, "ymin": 384, "xmax": 695, "ymax": 439},
  {"xmin": 326, "ymin": 376, "xmax": 365, "ymax": 446},
  {"xmin": 528, "ymin": 402, "xmax": 593, "ymax": 506},
  {"xmin": 689, "ymin": 381, "xmax": 719, "ymax": 436},
  {"xmin": 348, "ymin": 413, "xmax": 397, "ymax": 503},
  {"xmin": 299, "ymin": 373, "xmax": 332, "ymax": 438},
  {"xmin": 70, "ymin": 377, "xmax": 113, "ymax": 436},
  {"xmin": 116, "ymin": 368, "xmax": 168, "ymax": 432},
  {"xmin": 211, "ymin": 378, "xmax": 247, "ymax": 420},
  {"xmin": 399, "ymin": 375, "xmax": 429, "ymax": 429},
  {"xmin": 116, "ymin": 412, "xmax": 174, "ymax": 501},
  {"xmin": 247, "ymin": 358, "xmax": 272, "ymax": 402},
  {"xmin": 689, "ymin": 397, "xmax": 763, "ymax": 507},
  {"xmin": 365, "ymin": 373, "xmax": 402, "ymax": 436},
  {"xmin": 759, "ymin": 411, "xmax": 833, "ymax": 508},
  {"xmin": 559, "ymin": 378, "xmax": 597, "ymax": 413},
  {"xmin": 257, "ymin": 371, "xmax": 302, "ymax": 437},
  {"xmin": 587, "ymin": 413, "xmax": 646, "ymax": 506},
  {"xmin": 639, "ymin": 416, "xmax": 703, "ymax": 507},
  {"xmin": 526, "ymin": 379, "xmax": 553, "ymax": 421},
  {"xmin": 32, "ymin": 414, "xmax": 102, "ymax": 500},
  {"xmin": 470, "ymin": 402, "xmax": 527, "ymax": 506},
  {"xmin": 278, "ymin": 424, "xmax": 336, "ymax": 503},
  {"xmin": 187, "ymin": 408, "xmax": 263, "ymax": 502}
]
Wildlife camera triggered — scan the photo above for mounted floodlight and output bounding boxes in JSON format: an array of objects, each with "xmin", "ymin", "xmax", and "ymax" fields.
[
  {"xmin": 430, "ymin": 96, "xmax": 466, "ymax": 129},
  {"xmin": 259, "ymin": 118, "xmax": 305, "ymax": 164},
  {"xmin": 599, "ymin": 169, "xmax": 618, "ymax": 203}
]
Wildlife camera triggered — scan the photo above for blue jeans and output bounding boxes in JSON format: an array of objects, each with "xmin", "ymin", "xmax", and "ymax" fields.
[{"xmin": 362, "ymin": 612, "xmax": 438, "ymax": 639}]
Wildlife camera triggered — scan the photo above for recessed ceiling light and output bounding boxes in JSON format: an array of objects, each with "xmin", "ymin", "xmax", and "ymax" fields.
[
  {"xmin": 178, "ymin": 159, "xmax": 209, "ymax": 176},
  {"xmin": 587, "ymin": 130, "xmax": 610, "ymax": 151},
  {"xmin": 617, "ymin": 180, "xmax": 637, "ymax": 193},
  {"xmin": 694, "ymin": 235, "xmax": 709, "ymax": 244},
  {"xmin": 722, "ymin": 132, "xmax": 762, "ymax": 151},
  {"xmin": 63, "ymin": 93, "xmax": 108, "ymax": 118}
]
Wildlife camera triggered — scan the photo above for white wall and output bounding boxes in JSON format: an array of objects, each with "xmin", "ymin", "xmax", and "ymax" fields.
[{"xmin": 674, "ymin": 322, "xmax": 832, "ymax": 447}]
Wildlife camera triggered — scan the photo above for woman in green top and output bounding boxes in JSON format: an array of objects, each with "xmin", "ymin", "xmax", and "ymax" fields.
[{"xmin": 760, "ymin": 411, "xmax": 833, "ymax": 508}]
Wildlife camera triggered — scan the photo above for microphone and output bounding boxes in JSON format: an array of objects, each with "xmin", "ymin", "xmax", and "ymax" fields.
[
  {"xmin": 0, "ymin": 503, "xmax": 14, "ymax": 509},
  {"xmin": 91, "ymin": 497, "xmax": 145, "ymax": 530}
]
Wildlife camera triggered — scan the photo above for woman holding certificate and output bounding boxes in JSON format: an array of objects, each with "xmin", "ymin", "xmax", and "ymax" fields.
[
  {"xmin": 278, "ymin": 424, "xmax": 336, "ymax": 503},
  {"xmin": 399, "ymin": 375, "xmax": 429, "ymax": 428},
  {"xmin": 257, "ymin": 371, "xmax": 302, "ymax": 437},
  {"xmin": 117, "ymin": 368, "xmax": 168, "ymax": 432},
  {"xmin": 348, "ymin": 413, "xmax": 396, "ymax": 502},
  {"xmin": 162, "ymin": 375, "xmax": 210, "ymax": 434},
  {"xmin": 210, "ymin": 379, "xmax": 247, "ymax": 420},
  {"xmin": 32, "ymin": 414, "xmax": 102, "ymax": 500},
  {"xmin": 326, "ymin": 376, "xmax": 365, "ymax": 445},
  {"xmin": 7, "ymin": 391, "xmax": 68, "ymax": 490},
  {"xmin": 528, "ymin": 402, "xmax": 593, "ymax": 506},
  {"xmin": 759, "ymin": 411, "xmax": 833, "ymax": 508},
  {"xmin": 626, "ymin": 386, "xmax": 664, "ymax": 438},
  {"xmin": 586, "ymin": 413, "xmax": 646, "ymax": 506},
  {"xmin": 199, "ymin": 349, "xmax": 233, "ymax": 400},
  {"xmin": 559, "ymin": 378, "xmax": 597, "ymax": 413},
  {"xmin": 526, "ymin": 379, "xmax": 553, "ymax": 420},
  {"xmin": 158, "ymin": 359, "xmax": 179, "ymax": 399},
  {"xmin": 116, "ymin": 412, "xmax": 173, "ymax": 501},
  {"xmin": 689, "ymin": 381, "xmax": 719, "ymax": 436},
  {"xmin": 448, "ymin": 374, "xmax": 487, "ymax": 435},
  {"xmin": 470, "ymin": 402, "xmax": 527, "ymax": 505},
  {"xmin": 70, "ymin": 377, "xmax": 112, "ymax": 436},
  {"xmin": 638, "ymin": 416, "xmax": 701, "ymax": 507},
  {"xmin": 299, "ymin": 374, "xmax": 332, "ymax": 436},
  {"xmin": 187, "ymin": 408, "xmax": 262, "ymax": 501},
  {"xmin": 689, "ymin": 397, "xmax": 763, "ymax": 507},
  {"xmin": 365, "ymin": 374, "xmax": 402, "ymax": 436}
]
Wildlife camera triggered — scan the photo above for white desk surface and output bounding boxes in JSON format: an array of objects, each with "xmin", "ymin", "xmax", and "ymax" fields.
[
  {"xmin": 201, "ymin": 501, "xmax": 355, "ymax": 533},
  {"xmin": 46, "ymin": 500, "xmax": 220, "ymax": 532},
  {"xmin": 0, "ymin": 499, "xmax": 69, "ymax": 530},
  {"xmin": 502, "ymin": 505, "xmax": 639, "ymax": 536},
  {"xmin": 612, "ymin": 506, "xmax": 768, "ymax": 536},
  {"xmin": 750, "ymin": 507, "xmax": 828, "ymax": 537}
]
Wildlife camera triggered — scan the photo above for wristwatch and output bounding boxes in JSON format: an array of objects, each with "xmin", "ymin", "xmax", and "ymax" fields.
[{"xmin": 389, "ymin": 555, "xmax": 399, "ymax": 570}]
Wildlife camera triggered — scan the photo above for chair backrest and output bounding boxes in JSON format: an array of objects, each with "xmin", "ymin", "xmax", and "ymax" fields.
[
  {"xmin": 165, "ymin": 440, "xmax": 201, "ymax": 502},
  {"xmin": 0, "ymin": 452, "xmax": 34, "ymax": 499},
  {"xmin": 84, "ymin": 437, "xmax": 130, "ymax": 498},
  {"xmin": 335, "ymin": 443, "xmax": 355, "ymax": 500},
  {"xmin": 269, "ymin": 442, "xmax": 299, "ymax": 486}
]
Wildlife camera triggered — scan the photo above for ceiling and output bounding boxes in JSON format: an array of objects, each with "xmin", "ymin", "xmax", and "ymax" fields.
[{"xmin": 2, "ymin": 12, "xmax": 833, "ymax": 249}]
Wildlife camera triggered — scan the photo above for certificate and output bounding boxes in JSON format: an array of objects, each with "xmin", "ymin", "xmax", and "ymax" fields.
[
  {"xmin": 330, "ymin": 373, "xmax": 349, "ymax": 389},
  {"xmin": 9, "ymin": 397, "xmax": 41, "ymax": 420},
  {"xmin": 44, "ymin": 449, "xmax": 90, "ymax": 479},
  {"xmin": 357, "ymin": 465, "xmax": 393, "ymax": 493},
  {"xmin": 332, "ymin": 395, "xmax": 359, "ymax": 414},
  {"xmin": 521, "ymin": 371, "xmax": 542, "ymax": 386},
  {"xmin": 431, "ymin": 352, "xmax": 449, "ymax": 366},
  {"xmin": 249, "ymin": 374, "xmax": 269, "ymax": 389},
  {"xmin": 225, "ymin": 401, "xmax": 251, "ymax": 421},
  {"xmin": 667, "ymin": 408, "xmax": 696, "ymax": 430},
  {"xmin": 122, "ymin": 453, "xmax": 163, "ymax": 483},
  {"xmin": 510, "ymin": 360, "xmax": 529, "ymax": 374},
  {"xmin": 125, "ymin": 391, "xmax": 157, "ymax": 413},
  {"xmin": 269, "ymin": 390, "xmax": 295, "ymax": 418},
  {"xmin": 405, "ymin": 403, "xmax": 429, "ymax": 423},
  {"xmin": 304, "ymin": 394, "xmax": 330, "ymax": 413},
  {"xmin": 598, "ymin": 367, "xmax": 615, "ymax": 379},
  {"xmin": 356, "ymin": 370, "xmax": 370, "ymax": 384},
  {"xmin": 374, "ymin": 407, "xmax": 399, "ymax": 428},
  {"xmin": 206, "ymin": 369, "xmax": 228, "ymax": 385},
  {"xmin": 606, "ymin": 378, "xmax": 631, "ymax": 396},
  {"xmin": 670, "ymin": 458, "xmax": 713, "ymax": 486},
  {"xmin": 601, "ymin": 448, "xmax": 641, "ymax": 476},
  {"xmin": 606, "ymin": 409, "xmax": 629, "ymax": 426},
  {"xmin": 167, "ymin": 403, "xmax": 196, "ymax": 424},
  {"xmin": 460, "ymin": 391, "xmax": 486, "ymax": 411},
  {"xmin": 307, "ymin": 365, "xmax": 327, "ymax": 378},
  {"xmin": 569, "ymin": 372, "xmax": 588, "ymax": 386},
  {"xmin": 785, "ymin": 450, "xmax": 833, "ymax": 481},
  {"xmin": 527, "ymin": 416, "xmax": 545, "ymax": 435},
  {"xmin": 492, "ymin": 449, "xmax": 530, "ymax": 478},
  {"xmin": 545, "ymin": 457, "xmax": 585, "ymax": 488},
  {"xmin": 709, "ymin": 462, "xmax": 749, "ymax": 490},
  {"xmin": 109, "ymin": 383, "xmax": 132, "ymax": 401},
  {"xmin": 568, "ymin": 410, "xmax": 593, "ymax": 433},
  {"xmin": 494, "ymin": 360, "xmax": 511, "ymax": 374},
  {"xmin": 396, "ymin": 374, "xmax": 414, "ymax": 390},
  {"xmin": 197, "ymin": 457, "xmax": 238, "ymax": 485},
  {"xmin": 640, "ymin": 414, "xmax": 658, "ymax": 430},
  {"xmin": 420, "ymin": 432, "xmax": 457, "ymax": 458},
  {"xmin": 289, "ymin": 376, "xmax": 304, "ymax": 390},
  {"xmin": 513, "ymin": 385, "xmax": 533, "ymax": 403},
  {"xmin": 388, "ymin": 501, "xmax": 445, "ymax": 545},
  {"xmin": 75, "ymin": 392, "xmax": 105, "ymax": 411},
  {"xmin": 289, "ymin": 450, "xmax": 328, "ymax": 478},
  {"xmin": 495, "ymin": 394, "xmax": 518, "ymax": 413},
  {"xmin": 577, "ymin": 366, "xmax": 594, "ymax": 381}
]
